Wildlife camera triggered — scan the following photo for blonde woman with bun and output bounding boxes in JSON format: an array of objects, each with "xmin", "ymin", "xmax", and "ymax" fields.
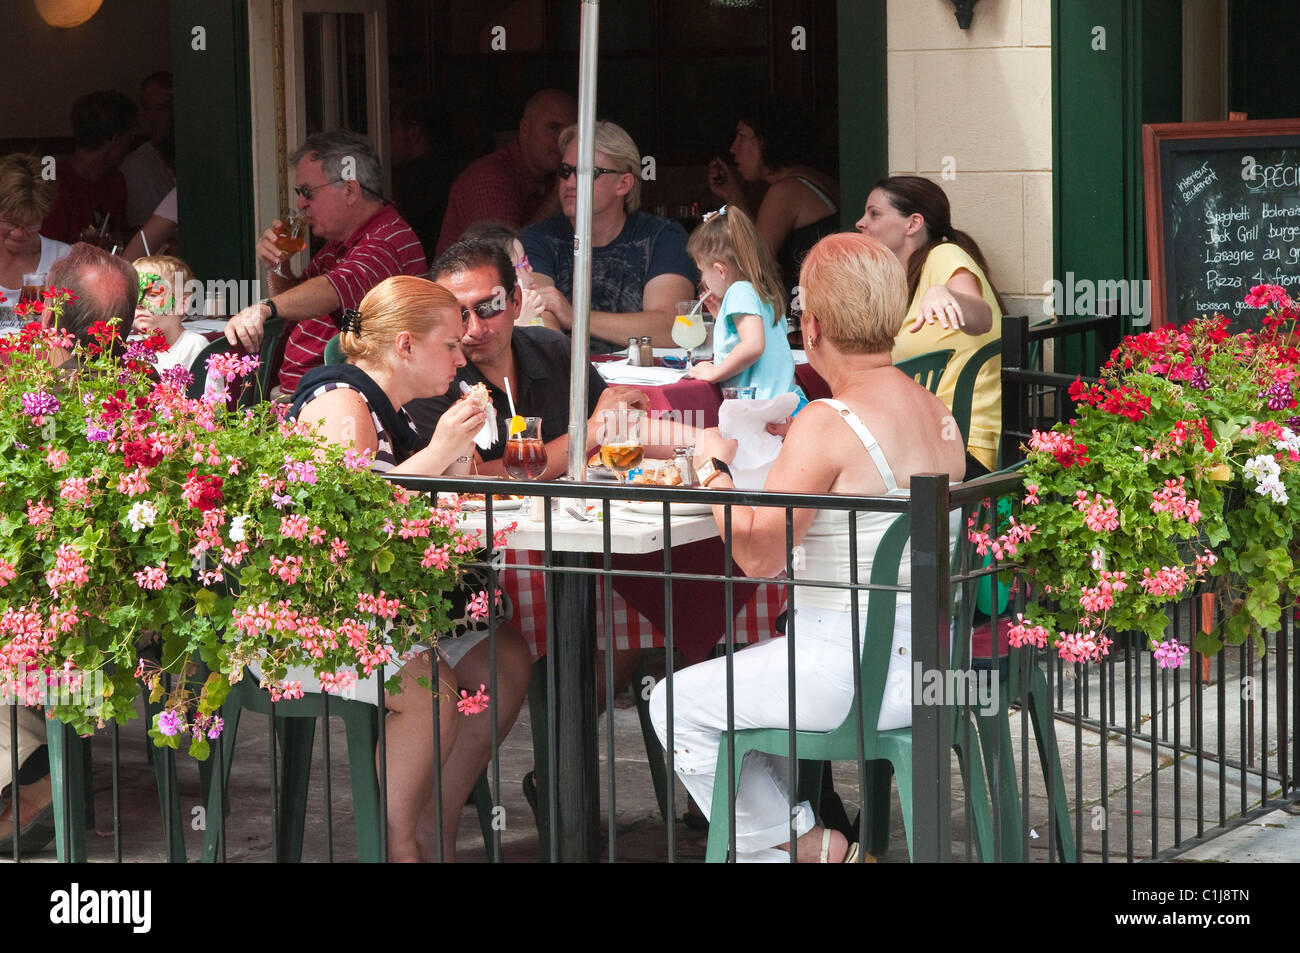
[
  {"xmin": 289, "ymin": 273, "xmax": 531, "ymax": 862},
  {"xmin": 290, "ymin": 274, "xmax": 486, "ymax": 475}
]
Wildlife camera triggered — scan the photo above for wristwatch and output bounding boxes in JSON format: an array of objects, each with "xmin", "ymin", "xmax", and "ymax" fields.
[
  {"xmin": 697, "ymin": 457, "xmax": 732, "ymax": 487},
  {"xmin": 260, "ymin": 297, "xmax": 278, "ymax": 321}
]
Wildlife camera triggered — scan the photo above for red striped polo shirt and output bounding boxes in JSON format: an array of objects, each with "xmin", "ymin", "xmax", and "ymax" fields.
[{"xmin": 278, "ymin": 205, "xmax": 427, "ymax": 394}]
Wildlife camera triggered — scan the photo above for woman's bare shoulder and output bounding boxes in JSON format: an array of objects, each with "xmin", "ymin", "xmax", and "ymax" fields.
[
  {"xmin": 299, "ymin": 385, "xmax": 370, "ymax": 420},
  {"xmin": 297, "ymin": 387, "xmax": 377, "ymax": 449}
]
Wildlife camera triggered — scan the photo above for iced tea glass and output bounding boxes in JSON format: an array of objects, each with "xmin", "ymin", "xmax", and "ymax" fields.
[{"xmin": 599, "ymin": 408, "xmax": 643, "ymax": 484}]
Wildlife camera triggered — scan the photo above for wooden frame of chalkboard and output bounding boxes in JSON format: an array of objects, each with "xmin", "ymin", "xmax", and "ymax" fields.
[{"xmin": 1143, "ymin": 119, "xmax": 1300, "ymax": 329}]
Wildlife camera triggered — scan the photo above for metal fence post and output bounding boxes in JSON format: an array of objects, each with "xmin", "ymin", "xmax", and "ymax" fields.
[
  {"xmin": 910, "ymin": 474, "xmax": 951, "ymax": 862},
  {"xmin": 1002, "ymin": 315, "xmax": 1028, "ymax": 465}
]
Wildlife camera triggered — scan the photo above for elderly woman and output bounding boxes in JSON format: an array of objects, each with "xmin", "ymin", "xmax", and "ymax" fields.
[
  {"xmin": 856, "ymin": 176, "xmax": 1004, "ymax": 479},
  {"xmin": 0, "ymin": 154, "xmax": 72, "ymax": 308},
  {"xmin": 290, "ymin": 274, "xmax": 532, "ymax": 862},
  {"xmin": 650, "ymin": 233, "xmax": 964, "ymax": 862}
]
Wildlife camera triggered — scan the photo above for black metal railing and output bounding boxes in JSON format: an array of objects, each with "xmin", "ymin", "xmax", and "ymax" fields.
[
  {"xmin": 9, "ymin": 467, "xmax": 1297, "ymax": 863},
  {"xmin": 1002, "ymin": 314, "xmax": 1120, "ymax": 465}
]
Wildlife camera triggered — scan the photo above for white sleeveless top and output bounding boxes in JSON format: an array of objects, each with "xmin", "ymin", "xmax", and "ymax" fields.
[{"xmin": 796, "ymin": 399, "xmax": 911, "ymax": 612}]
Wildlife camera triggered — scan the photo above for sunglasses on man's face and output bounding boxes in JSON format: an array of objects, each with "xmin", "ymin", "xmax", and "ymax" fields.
[
  {"xmin": 557, "ymin": 162, "xmax": 622, "ymax": 181},
  {"xmin": 460, "ymin": 297, "xmax": 509, "ymax": 324}
]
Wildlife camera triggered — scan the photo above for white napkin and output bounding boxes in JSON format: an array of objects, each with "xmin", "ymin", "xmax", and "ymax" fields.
[
  {"xmin": 595, "ymin": 359, "xmax": 686, "ymax": 386},
  {"xmin": 718, "ymin": 392, "xmax": 801, "ymax": 487},
  {"xmin": 459, "ymin": 381, "xmax": 499, "ymax": 450}
]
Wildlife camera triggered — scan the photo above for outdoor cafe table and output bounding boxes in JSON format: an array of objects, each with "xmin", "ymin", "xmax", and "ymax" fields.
[{"xmin": 457, "ymin": 496, "xmax": 784, "ymax": 861}]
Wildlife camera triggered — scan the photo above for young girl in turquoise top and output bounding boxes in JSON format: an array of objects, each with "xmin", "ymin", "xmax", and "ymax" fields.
[{"xmin": 686, "ymin": 205, "xmax": 804, "ymax": 404}]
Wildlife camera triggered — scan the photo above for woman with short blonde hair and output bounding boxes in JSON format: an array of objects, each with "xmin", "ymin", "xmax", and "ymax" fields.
[
  {"xmin": 0, "ymin": 154, "xmax": 71, "ymax": 309},
  {"xmin": 799, "ymin": 231, "xmax": 908, "ymax": 355},
  {"xmin": 651, "ymin": 232, "xmax": 965, "ymax": 863}
]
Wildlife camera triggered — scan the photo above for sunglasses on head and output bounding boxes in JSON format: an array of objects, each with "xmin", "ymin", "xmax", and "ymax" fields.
[{"xmin": 557, "ymin": 162, "xmax": 622, "ymax": 181}]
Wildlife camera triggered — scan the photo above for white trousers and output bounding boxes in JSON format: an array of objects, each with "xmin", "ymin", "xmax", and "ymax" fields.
[
  {"xmin": 0, "ymin": 706, "xmax": 46, "ymax": 794},
  {"xmin": 649, "ymin": 603, "xmax": 912, "ymax": 861}
]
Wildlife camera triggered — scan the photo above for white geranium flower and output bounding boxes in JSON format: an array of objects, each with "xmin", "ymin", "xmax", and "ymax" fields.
[
  {"xmin": 1244, "ymin": 454, "xmax": 1281, "ymax": 484},
  {"xmin": 127, "ymin": 500, "xmax": 157, "ymax": 532},
  {"xmin": 1276, "ymin": 428, "xmax": 1300, "ymax": 455},
  {"xmin": 229, "ymin": 514, "xmax": 250, "ymax": 542}
]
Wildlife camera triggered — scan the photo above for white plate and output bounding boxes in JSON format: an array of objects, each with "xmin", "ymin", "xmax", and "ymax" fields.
[
  {"xmin": 610, "ymin": 499, "xmax": 715, "ymax": 518},
  {"xmin": 451, "ymin": 495, "xmax": 526, "ymax": 512}
]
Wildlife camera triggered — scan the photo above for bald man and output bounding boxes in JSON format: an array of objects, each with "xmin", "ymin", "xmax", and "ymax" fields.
[{"xmin": 435, "ymin": 89, "xmax": 577, "ymax": 254}]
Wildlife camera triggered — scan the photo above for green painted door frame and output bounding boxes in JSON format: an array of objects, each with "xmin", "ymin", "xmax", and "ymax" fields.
[
  {"xmin": 1052, "ymin": 0, "xmax": 1180, "ymax": 356},
  {"xmin": 836, "ymin": 0, "xmax": 887, "ymax": 230},
  {"xmin": 172, "ymin": 1, "xmax": 257, "ymax": 288}
]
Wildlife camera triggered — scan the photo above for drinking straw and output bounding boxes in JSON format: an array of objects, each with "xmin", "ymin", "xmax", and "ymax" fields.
[
  {"xmin": 503, "ymin": 376, "xmax": 525, "ymax": 436},
  {"xmin": 503, "ymin": 376, "xmax": 517, "ymax": 418},
  {"xmin": 689, "ymin": 291, "xmax": 711, "ymax": 318}
]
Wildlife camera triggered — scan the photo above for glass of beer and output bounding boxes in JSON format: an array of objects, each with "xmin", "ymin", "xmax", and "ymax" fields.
[
  {"xmin": 19, "ymin": 272, "xmax": 47, "ymax": 305},
  {"xmin": 271, "ymin": 212, "xmax": 308, "ymax": 277},
  {"xmin": 599, "ymin": 407, "xmax": 643, "ymax": 484},
  {"xmin": 503, "ymin": 417, "xmax": 546, "ymax": 480}
]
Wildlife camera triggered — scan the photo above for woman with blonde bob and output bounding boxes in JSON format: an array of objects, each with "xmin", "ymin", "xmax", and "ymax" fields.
[
  {"xmin": 650, "ymin": 233, "xmax": 964, "ymax": 862},
  {"xmin": 290, "ymin": 274, "xmax": 531, "ymax": 862},
  {"xmin": 0, "ymin": 153, "xmax": 72, "ymax": 308}
]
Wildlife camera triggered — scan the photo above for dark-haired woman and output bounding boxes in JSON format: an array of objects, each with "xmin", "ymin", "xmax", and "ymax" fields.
[
  {"xmin": 706, "ymin": 99, "xmax": 840, "ymax": 292},
  {"xmin": 856, "ymin": 176, "xmax": 1003, "ymax": 479}
]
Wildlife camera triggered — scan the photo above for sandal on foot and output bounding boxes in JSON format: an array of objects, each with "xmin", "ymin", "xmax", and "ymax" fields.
[
  {"xmin": 818, "ymin": 828, "xmax": 875, "ymax": 864},
  {"xmin": 0, "ymin": 801, "xmax": 56, "ymax": 855}
]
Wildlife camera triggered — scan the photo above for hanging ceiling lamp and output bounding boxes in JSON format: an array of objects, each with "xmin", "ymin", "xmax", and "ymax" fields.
[{"xmin": 34, "ymin": 0, "xmax": 104, "ymax": 29}]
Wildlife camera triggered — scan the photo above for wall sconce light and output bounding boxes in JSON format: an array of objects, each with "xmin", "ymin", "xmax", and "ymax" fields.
[
  {"xmin": 949, "ymin": 0, "xmax": 981, "ymax": 29},
  {"xmin": 34, "ymin": 0, "xmax": 104, "ymax": 29}
]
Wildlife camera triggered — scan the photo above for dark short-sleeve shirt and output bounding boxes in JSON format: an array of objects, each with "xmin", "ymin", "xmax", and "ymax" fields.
[
  {"xmin": 520, "ymin": 210, "xmax": 697, "ymax": 353},
  {"xmin": 405, "ymin": 326, "xmax": 607, "ymax": 459}
]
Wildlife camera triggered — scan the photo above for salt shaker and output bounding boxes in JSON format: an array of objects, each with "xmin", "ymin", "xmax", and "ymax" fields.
[
  {"xmin": 627, "ymin": 337, "xmax": 641, "ymax": 366},
  {"xmin": 639, "ymin": 335, "xmax": 654, "ymax": 366},
  {"xmin": 674, "ymin": 447, "xmax": 698, "ymax": 486}
]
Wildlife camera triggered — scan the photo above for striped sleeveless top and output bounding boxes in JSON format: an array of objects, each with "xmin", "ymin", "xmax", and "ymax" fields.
[{"xmin": 289, "ymin": 364, "xmax": 421, "ymax": 472}]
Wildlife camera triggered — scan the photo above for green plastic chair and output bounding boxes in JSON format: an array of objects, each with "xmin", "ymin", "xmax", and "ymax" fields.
[
  {"xmin": 957, "ymin": 488, "xmax": 1075, "ymax": 863},
  {"xmin": 186, "ymin": 317, "xmax": 285, "ymax": 407},
  {"xmin": 894, "ymin": 349, "xmax": 955, "ymax": 394},
  {"xmin": 701, "ymin": 514, "xmax": 997, "ymax": 862},
  {"xmin": 46, "ymin": 673, "xmax": 208, "ymax": 863},
  {"xmin": 187, "ymin": 336, "xmax": 237, "ymax": 399},
  {"xmin": 323, "ymin": 333, "xmax": 344, "ymax": 365},
  {"xmin": 203, "ymin": 669, "xmax": 496, "ymax": 862},
  {"xmin": 950, "ymin": 338, "xmax": 1003, "ymax": 456}
]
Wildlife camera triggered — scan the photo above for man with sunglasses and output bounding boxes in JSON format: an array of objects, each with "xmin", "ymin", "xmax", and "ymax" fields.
[
  {"xmin": 435, "ymin": 89, "xmax": 577, "ymax": 256},
  {"xmin": 407, "ymin": 238, "xmax": 648, "ymax": 479},
  {"xmin": 225, "ymin": 130, "xmax": 426, "ymax": 394},
  {"xmin": 521, "ymin": 120, "xmax": 697, "ymax": 354}
]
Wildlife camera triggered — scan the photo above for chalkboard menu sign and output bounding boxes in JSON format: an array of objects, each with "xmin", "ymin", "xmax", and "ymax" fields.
[{"xmin": 1143, "ymin": 119, "xmax": 1300, "ymax": 329}]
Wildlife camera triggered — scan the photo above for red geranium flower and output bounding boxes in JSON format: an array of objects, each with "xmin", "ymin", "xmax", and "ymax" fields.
[
  {"xmin": 182, "ymin": 469, "xmax": 224, "ymax": 512},
  {"xmin": 122, "ymin": 439, "xmax": 163, "ymax": 470}
]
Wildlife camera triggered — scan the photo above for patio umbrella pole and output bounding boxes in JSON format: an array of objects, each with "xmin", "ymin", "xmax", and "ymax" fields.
[{"xmin": 556, "ymin": 0, "xmax": 601, "ymax": 863}]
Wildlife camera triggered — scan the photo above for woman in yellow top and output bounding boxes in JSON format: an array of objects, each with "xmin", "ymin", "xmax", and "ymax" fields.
[{"xmin": 856, "ymin": 176, "xmax": 1004, "ymax": 478}]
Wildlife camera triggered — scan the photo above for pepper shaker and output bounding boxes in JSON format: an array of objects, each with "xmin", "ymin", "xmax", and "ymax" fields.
[
  {"xmin": 639, "ymin": 335, "xmax": 654, "ymax": 367},
  {"xmin": 674, "ymin": 447, "xmax": 698, "ymax": 486}
]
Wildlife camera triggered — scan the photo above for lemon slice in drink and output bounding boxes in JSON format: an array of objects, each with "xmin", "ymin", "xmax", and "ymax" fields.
[{"xmin": 508, "ymin": 415, "xmax": 526, "ymax": 436}]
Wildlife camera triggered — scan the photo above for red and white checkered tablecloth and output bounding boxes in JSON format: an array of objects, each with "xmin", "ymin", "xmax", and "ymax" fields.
[{"xmin": 501, "ymin": 548, "xmax": 785, "ymax": 658}]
